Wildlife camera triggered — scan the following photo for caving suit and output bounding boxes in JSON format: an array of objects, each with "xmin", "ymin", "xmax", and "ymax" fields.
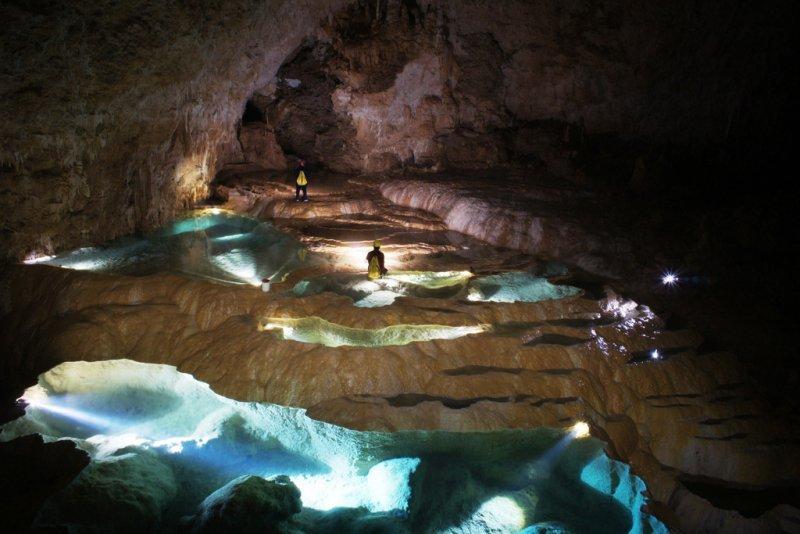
[
  {"xmin": 295, "ymin": 166, "xmax": 308, "ymax": 201},
  {"xmin": 367, "ymin": 248, "xmax": 387, "ymax": 279}
]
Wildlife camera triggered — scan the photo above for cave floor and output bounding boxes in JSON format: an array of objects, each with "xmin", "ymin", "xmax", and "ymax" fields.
[{"xmin": 2, "ymin": 166, "xmax": 800, "ymax": 532}]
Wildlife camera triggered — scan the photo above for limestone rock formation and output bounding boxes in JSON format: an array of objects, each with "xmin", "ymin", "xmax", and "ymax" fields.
[
  {"xmin": 1, "ymin": 1, "xmax": 793, "ymax": 259},
  {"xmin": 37, "ymin": 448, "xmax": 178, "ymax": 532},
  {"xmin": 1, "ymin": 1, "xmax": 797, "ymax": 532},
  {"xmin": 0, "ymin": 0, "xmax": 348, "ymax": 259},
  {"xmin": 239, "ymin": 124, "xmax": 288, "ymax": 171},
  {"xmin": 2, "ymin": 255, "xmax": 797, "ymax": 531},
  {"xmin": 183, "ymin": 475, "xmax": 301, "ymax": 533},
  {"xmin": 379, "ymin": 177, "xmax": 631, "ymax": 278}
]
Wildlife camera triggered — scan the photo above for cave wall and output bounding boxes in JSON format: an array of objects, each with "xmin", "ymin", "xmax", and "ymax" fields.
[
  {"xmin": 242, "ymin": 0, "xmax": 795, "ymax": 179},
  {"xmin": 0, "ymin": 0, "xmax": 348, "ymax": 260},
  {"xmin": 2, "ymin": 0, "xmax": 794, "ymax": 259}
]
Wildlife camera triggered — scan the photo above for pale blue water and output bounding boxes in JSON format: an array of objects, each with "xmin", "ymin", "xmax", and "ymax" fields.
[
  {"xmin": 2, "ymin": 360, "xmax": 666, "ymax": 534},
  {"xmin": 36, "ymin": 211, "xmax": 307, "ymax": 285},
  {"xmin": 293, "ymin": 271, "xmax": 580, "ymax": 308}
]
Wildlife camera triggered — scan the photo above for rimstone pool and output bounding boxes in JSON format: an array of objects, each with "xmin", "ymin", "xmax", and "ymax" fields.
[
  {"xmin": 2, "ymin": 360, "xmax": 666, "ymax": 533},
  {"xmin": 28, "ymin": 210, "xmax": 308, "ymax": 286},
  {"xmin": 5, "ymin": 188, "xmax": 795, "ymax": 533}
]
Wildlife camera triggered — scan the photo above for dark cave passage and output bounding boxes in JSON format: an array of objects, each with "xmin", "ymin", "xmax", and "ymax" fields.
[{"xmin": 1, "ymin": 1, "xmax": 798, "ymax": 532}]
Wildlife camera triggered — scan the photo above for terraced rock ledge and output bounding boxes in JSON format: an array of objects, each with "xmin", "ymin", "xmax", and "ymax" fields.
[{"xmin": 2, "ymin": 173, "xmax": 798, "ymax": 532}]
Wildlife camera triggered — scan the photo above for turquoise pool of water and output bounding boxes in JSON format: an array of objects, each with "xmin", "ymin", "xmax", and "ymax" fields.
[
  {"xmin": 293, "ymin": 271, "xmax": 580, "ymax": 307},
  {"xmin": 2, "ymin": 360, "xmax": 666, "ymax": 533},
  {"xmin": 33, "ymin": 210, "xmax": 307, "ymax": 286}
]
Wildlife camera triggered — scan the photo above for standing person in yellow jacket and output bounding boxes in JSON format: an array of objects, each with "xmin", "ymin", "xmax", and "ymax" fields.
[{"xmin": 295, "ymin": 159, "xmax": 309, "ymax": 202}]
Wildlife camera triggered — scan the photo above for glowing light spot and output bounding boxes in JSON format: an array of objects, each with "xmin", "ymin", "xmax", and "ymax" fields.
[
  {"xmin": 327, "ymin": 244, "xmax": 400, "ymax": 272},
  {"xmin": 291, "ymin": 458, "xmax": 420, "ymax": 512},
  {"xmin": 211, "ymin": 232, "xmax": 250, "ymax": 242},
  {"xmin": 366, "ymin": 458, "xmax": 420, "ymax": 512},
  {"xmin": 351, "ymin": 280, "xmax": 383, "ymax": 293},
  {"xmin": 354, "ymin": 290, "xmax": 400, "ymax": 308},
  {"xmin": 571, "ymin": 421, "xmax": 591, "ymax": 439},
  {"xmin": 344, "ymin": 246, "xmax": 377, "ymax": 270},
  {"xmin": 651, "ymin": 349, "xmax": 660, "ymax": 360},
  {"xmin": 23, "ymin": 252, "xmax": 55, "ymax": 264},
  {"xmin": 388, "ymin": 271, "xmax": 472, "ymax": 288},
  {"xmin": 661, "ymin": 272, "xmax": 679, "ymax": 286},
  {"xmin": 86, "ymin": 433, "xmax": 148, "ymax": 458},
  {"xmin": 64, "ymin": 259, "xmax": 105, "ymax": 271},
  {"xmin": 452, "ymin": 496, "xmax": 526, "ymax": 532},
  {"xmin": 208, "ymin": 249, "xmax": 264, "ymax": 286}
]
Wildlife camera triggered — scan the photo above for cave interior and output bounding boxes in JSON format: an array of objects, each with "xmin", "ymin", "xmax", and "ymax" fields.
[{"xmin": 0, "ymin": 1, "xmax": 798, "ymax": 533}]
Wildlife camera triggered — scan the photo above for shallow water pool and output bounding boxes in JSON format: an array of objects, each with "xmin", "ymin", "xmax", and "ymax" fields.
[
  {"xmin": 261, "ymin": 316, "xmax": 489, "ymax": 347},
  {"xmin": 31, "ymin": 210, "xmax": 308, "ymax": 286},
  {"xmin": 467, "ymin": 272, "xmax": 581, "ymax": 303},
  {"xmin": 292, "ymin": 270, "xmax": 580, "ymax": 308},
  {"xmin": 2, "ymin": 360, "xmax": 666, "ymax": 533},
  {"xmin": 293, "ymin": 271, "xmax": 472, "ymax": 307}
]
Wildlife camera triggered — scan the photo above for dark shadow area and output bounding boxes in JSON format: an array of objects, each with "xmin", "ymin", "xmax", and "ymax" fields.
[{"xmin": 681, "ymin": 478, "xmax": 800, "ymax": 519}]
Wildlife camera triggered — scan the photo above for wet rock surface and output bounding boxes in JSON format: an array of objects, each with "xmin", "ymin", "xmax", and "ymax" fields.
[
  {"xmin": 2, "ymin": 171, "xmax": 799, "ymax": 531},
  {"xmin": 0, "ymin": 0, "xmax": 349, "ymax": 259},
  {"xmin": 1, "ymin": 1, "xmax": 797, "ymax": 532},
  {"xmin": 0, "ymin": 164, "xmax": 795, "ymax": 533},
  {"xmin": 2, "ymin": 358, "xmax": 665, "ymax": 533}
]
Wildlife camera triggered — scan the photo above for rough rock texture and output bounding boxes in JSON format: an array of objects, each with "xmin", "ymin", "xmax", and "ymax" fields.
[
  {"xmin": 2, "ymin": 261, "xmax": 798, "ymax": 532},
  {"xmin": 0, "ymin": 0, "xmax": 348, "ymax": 259},
  {"xmin": 2, "ymin": 0, "xmax": 794, "ymax": 259},
  {"xmin": 239, "ymin": 123, "xmax": 288, "ymax": 171},
  {"xmin": 244, "ymin": 0, "xmax": 795, "ymax": 176},
  {"xmin": 183, "ymin": 475, "xmax": 301, "ymax": 533},
  {"xmin": 379, "ymin": 176, "xmax": 630, "ymax": 278},
  {"xmin": 37, "ymin": 448, "xmax": 178, "ymax": 532},
  {"xmin": 1, "ymin": 1, "xmax": 797, "ymax": 531}
]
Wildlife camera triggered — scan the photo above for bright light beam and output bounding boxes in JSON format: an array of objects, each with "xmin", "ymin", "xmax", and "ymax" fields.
[
  {"xmin": 527, "ymin": 421, "xmax": 592, "ymax": 479},
  {"xmin": 23, "ymin": 398, "xmax": 116, "ymax": 430}
]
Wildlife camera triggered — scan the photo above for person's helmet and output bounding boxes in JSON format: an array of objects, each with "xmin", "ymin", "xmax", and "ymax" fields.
[{"xmin": 373, "ymin": 240, "xmax": 382, "ymax": 248}]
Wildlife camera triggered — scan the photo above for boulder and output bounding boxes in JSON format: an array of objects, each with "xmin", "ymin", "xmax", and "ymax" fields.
[
  {"xmin": 184, "ymin": 475, "xmax": 301, "ymax": 533},
  {"xmin": 37, "ymin": 449, "xmax": 177, "ymax": 532}
]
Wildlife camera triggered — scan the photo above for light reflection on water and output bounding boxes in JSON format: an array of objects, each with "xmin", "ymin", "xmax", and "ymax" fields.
[
  {"xmin": 293, "ymin": 270, "xmax": 580, "ymax": 308},
  {"xmin": 1, "ymin": 360, "xmax": 666, "ymax": 534},
  {"xmin": 260, "ymin": 316, "xmax": 489, "ymax": 347},
  {"xmin": 32, "ymin": 210, "xmax": 308, "ymax": 286}
]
